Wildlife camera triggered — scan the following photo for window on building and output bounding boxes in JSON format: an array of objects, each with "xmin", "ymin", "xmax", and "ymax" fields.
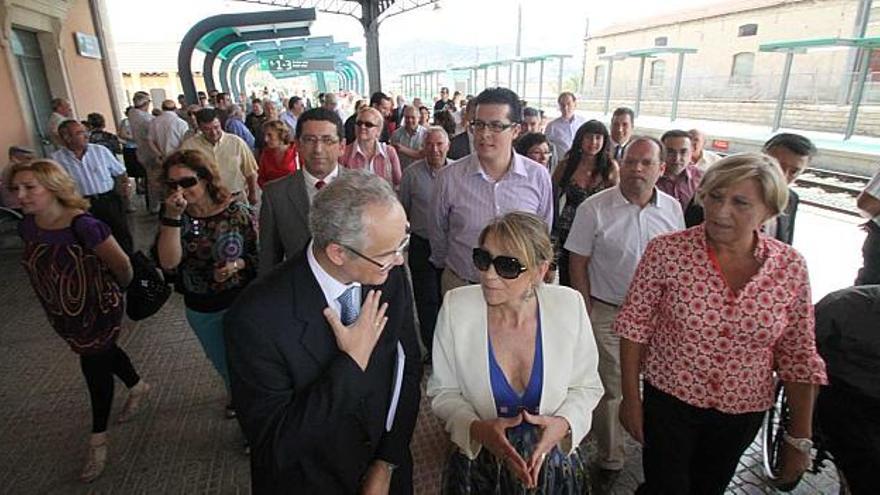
[
  {"xmin": 594, "ymin": 65, "xmax": 606, "ymax": 88},
  {"xmin": 730, "ymin": 52, "xmax": 755, "ymax": 84},
  {"xmin": 654, "ymin": 36, "xmax": 668, "ymax": 47},
  {"xmin": 650, "ymin": 60, "xmax": 666, "ymax": 86},
  {"xmin": 738, "ymin": 24, "xmax": 758, "ymax": 37},
  {"xmin": 597, "ymin": 46, "xmax": 606, "ymax": 55}
]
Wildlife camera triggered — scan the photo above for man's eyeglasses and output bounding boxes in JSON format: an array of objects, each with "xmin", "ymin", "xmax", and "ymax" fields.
[
  {"xmin": 356, "ymin": 120, "xmax": 380, "ymax": 129},
  {"xmin": 470, "ymin": 120, "xmax": 516, "ymax": 133},
  {"xmin": 473, "ymin": 248, "xmax": 527, "ymax": 279},
  {"xmin": 165, "ymin": 176, "xmax": 199, "ymax": 190},
  {"xmin": 299, "ymin": 135, "xmax": 340, "ymax": 146},
  {"xmin": 342, "ymin": 233, "xmax": 411, "ymax": 272}
]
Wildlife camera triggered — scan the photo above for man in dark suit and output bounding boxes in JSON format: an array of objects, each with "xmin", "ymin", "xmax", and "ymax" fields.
[
  {"xmin": 762, "ymin": 133, "xmax": 815, "ymax": 245},
  {"xmin": 446, "ymin": 98, "xmax": 476, "ymax": 161},
  {"xmin": 259, "ymin": 107, "xmax": 347, "ymax": 276},
  {"xmin": 684, "ymin": 133, "xmax": 814, "ymax": 245},
  {"xmin": 225, "ymin": 170, "xmax": 422, "ymax": 494}
]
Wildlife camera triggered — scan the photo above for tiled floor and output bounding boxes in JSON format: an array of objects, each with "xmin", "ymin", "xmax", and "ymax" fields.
[{"xmin": 0, "ymin": 207, "xmax": 845, "ymax": 494}]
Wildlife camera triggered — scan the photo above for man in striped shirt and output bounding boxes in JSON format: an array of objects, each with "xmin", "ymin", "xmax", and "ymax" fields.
[
  {"xmin": 53, "ymin": 120, "xmax": 133, "ymax": 253},
  {"xmin": 429, "ymin": 87, "xmax": 554, "ymax": 294}
]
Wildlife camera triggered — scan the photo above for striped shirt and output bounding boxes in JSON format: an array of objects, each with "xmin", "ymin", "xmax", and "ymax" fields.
[
  {"xmin": 429, "ymin": 152, "xmax": 554, "ymax": 282},
  {"xmin": 52, "ymin": 144, "xmax": 125, "ymax": 196}
]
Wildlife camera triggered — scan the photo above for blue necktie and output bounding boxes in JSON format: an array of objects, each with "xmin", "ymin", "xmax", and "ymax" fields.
[{"xmin": 337, "ymin": 286, "xmax": 359, "ymax": 326}]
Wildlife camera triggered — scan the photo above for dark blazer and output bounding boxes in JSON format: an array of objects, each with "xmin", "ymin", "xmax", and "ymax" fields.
[
  {"xmin": 258, "ymin": 169, "xmax": 349, "ymax": 276},
  {"xmin": 447, "ymin": 132, "xmax": 470, "ymax": 161},
  {"xmin": 225, "ymin": 253, "xmax": 422, "ymax": 494},
  {"xmin": 681, "ymin": 188, "xmax": 799, "ymax": 245}
]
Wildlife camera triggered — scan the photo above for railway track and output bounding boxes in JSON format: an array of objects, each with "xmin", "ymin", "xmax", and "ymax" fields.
[{"xmin": 793, "ymin": 168, "xmax": 869, "ymax": 216}]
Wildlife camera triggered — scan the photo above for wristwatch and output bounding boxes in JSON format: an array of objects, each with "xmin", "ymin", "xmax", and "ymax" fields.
[{"xmin": 782, "ymin": 431, "xmax": 813, "ymax": 453}]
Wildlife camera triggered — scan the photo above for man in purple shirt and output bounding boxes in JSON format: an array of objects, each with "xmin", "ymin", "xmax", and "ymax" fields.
[
  {"xmin": 429, "ymin": 87, "xmax": 554, "ymax": 294},
  {"xmin": 656, "ymin": 129, "xmax": 704, "ymax": 212}
]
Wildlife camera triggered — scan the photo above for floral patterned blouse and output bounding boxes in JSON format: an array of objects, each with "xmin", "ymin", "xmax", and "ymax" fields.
[
  {"xmin": 177, "ymin": 201, "xmax": 258, "ymax": 312},
  {"xmin": 613, "ymin": 224, "xmax": 827, "ymax": 414}
]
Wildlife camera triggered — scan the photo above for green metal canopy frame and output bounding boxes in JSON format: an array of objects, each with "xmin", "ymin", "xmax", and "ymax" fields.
[
  {"xmin": 760, "ymin": 36, "xmax": 880, "ymax": 139},
  {"xmin": 600, "ymin": 46, "xmax": 698, "ymax": 120}
]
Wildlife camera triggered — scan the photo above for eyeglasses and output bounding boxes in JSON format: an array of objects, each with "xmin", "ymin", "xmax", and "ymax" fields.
[
  {"xmin": 165, "ymin": 176, "xmax": 199, "ymax": 190},
  {"xmin": 341, "ymin": 233, "xmax": 410, "ymax": 272},
  {"xmin": 356, "ymin": 120, "xmax": 380, "ymax": 129},
  {"xmin": 470, "ymin": 120, "xmax": 516, "ymax": 133},
  {"xmin": 473, "ymin": 247, "xmax": 527, "ymax": 279},
  {"xmin": 299, "ymin": 135, "xmax": 340, "ymax": 146}
]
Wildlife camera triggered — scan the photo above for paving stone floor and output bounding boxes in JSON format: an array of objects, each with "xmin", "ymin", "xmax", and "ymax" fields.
[{"xmin": 0, "ymin": 208, "xmax": 844, "ymax": 494}]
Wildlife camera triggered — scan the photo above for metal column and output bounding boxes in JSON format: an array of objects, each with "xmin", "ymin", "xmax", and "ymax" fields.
[
  {"xmin": 508, "ymin": 63, "xmax": 513, "ymax": 89},
  {"xmin": 845, "ymin": 47, "xmax": 872, "ymax": 139},
  {"xmin": 557, "ymin": 57, "xmax": 565, "ymax": 95},
  {"xmin": 538, "ymin": 59, "xmax": 545, "ymax": 109},
  {"xmin": 771, "ymin": 51, "xmax": 795, "ymax": 131},
  {"xmin": 522, "ymin": 62, "xmax": 528, "ymax": 99},
  {"xmin": 603, "ymin": 60, "xmax": 614, "ymax": 114},
  {"xmin": 634, "ymin": 56, "xmax": 647, "ymax": 117},
  {"xmin": 671, "ymin": 52, "xmax": 687, "ymax": 121}
]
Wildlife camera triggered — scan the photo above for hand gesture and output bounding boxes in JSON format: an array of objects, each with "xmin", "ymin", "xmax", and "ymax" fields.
[
  {"xmin": 619, "ymin": 396, "xmax": 644, "ymax": 445},
  {"xmin": 165, "ymin": 189, "xmax": 187, "ymax": 218},
  {"xmin": 213, "ymin": 259, "xmax": 242, "ymax": 283},
  {"xmin": 359, "ymin": 461, "xmax": 393, "ymax": 495},
  {"xmin": 323, "ymin": 290, "xmax": 388, "ymax": 371},
  {"xmin": 521, "ymin": 411, "xmax": 569, "ymax": 487},
  {"xmin": 469, "ymin": 416, "xmax": 530, "ymax": 486}
]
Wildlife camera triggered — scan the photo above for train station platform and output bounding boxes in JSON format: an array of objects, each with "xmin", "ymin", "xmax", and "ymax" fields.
[
  {"xmin": 549, "ymin": 105, "xmax": 880, "ymax": 177},
  {"xmin": 0, "ymin": 205, "xmax": 860, "ymax": 494}
]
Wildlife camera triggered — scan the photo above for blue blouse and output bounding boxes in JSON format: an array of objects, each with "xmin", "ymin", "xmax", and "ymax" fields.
[{"xmin": 488, "ymin": 310, "xmax": 544, "ymax": 418}]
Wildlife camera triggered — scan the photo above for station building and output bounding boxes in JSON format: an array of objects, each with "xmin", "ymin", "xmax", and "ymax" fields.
[
  {"xmin": 581, "ymin": 0, "xmax": 880, "ymax": 135},
  {"xmin": 0, "ymin": 0, "xmax": 124, "ymax": 157}
]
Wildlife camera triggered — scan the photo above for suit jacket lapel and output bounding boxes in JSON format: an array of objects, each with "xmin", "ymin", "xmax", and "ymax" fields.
[
  {"xmin": 288, "ymin": 172, "xmax": 310, "ymax": 228},
  {"xmin": 291, "ymin": 254, "xmax": 337, "ymax": 365}
]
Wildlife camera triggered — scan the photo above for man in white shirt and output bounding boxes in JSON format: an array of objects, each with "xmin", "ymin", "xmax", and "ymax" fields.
[
  {"xmin": 148, "ymin": 100, "xmax": 190, "ymax": 163},
  {"xmin": 279, "ymin": 96, "xmax": 305, "ymax": 133},
  {"xmin": 47, "ymin": 97, "xmax": 74, "ymax": 149},
  {"xmin": 565, "ymin": 136, "xmax": 684, "ymax": 487},
  {"xmin": 259, "ymin": 108, "xmax": 347, "ymax": 275},
  {"xmin": 128, "ymin": 92, "xmax": 160, "ymax": 212},
  {"xmin": 544, "ymin": 92, "xmax": 587, "ymax": 156},
  {"xmin": 689, "ymin": 128, "xmax": 721, "ymax": 171},
  {"xmin": 390, "ymin": 106, "xmax": 427, "ymax": 168},
  {"xmin": 857, "ymin": 167, "xmax": 880, "ymax": 285}
]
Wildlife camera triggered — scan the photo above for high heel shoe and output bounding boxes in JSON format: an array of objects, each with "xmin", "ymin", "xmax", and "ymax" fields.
[
  {"xmin": 79, "ymin": 442, "xmax": 107, "ymax": 483},
  {"xmin": 117, "ymin": 381, "xmax": 152, "ymax": 423}
]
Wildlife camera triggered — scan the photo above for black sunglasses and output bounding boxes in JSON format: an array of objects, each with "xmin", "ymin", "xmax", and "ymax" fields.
[
  {"xmin": 356, "ymin": 120, "xmax": 379, "ymax": 128},
  {"xmin": 165, "ymin": 176, "xmax": 199, "ymax": 190},
  {"xmin": 473, "ymin": 248, "xmax": 527, "ymax": 279}
]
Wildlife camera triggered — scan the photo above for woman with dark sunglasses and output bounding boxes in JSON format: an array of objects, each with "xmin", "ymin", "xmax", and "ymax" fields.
[
  {"xmin": 428, "ymin": 212, "xmax": 604, "ymax": 494},
  {"xmin": 156, "ymin": 149, "xmax": 258, "ymax": 423},
  {"xmin": 339, "ymin": 106, "xmax": 402, "ymax": 188}
]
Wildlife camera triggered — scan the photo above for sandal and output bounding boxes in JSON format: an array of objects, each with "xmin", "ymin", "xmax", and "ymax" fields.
[
  {"xmin": 117, "ymin": 381, "xmax": 152, "ymax": 423},
  {"xmin": 79, "ymin": 441, "xmax": 107, "ymax": 483}
]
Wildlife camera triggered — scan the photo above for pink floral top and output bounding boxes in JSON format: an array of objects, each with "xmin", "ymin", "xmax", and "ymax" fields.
[{"xmin": 614, "ymin": 225, "xmax": 827, "ymax": 414}]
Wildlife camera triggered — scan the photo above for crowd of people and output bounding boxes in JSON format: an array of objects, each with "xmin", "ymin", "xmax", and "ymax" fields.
[{"xmin": 1, "ymin": 82, "xmax": 879, "ymax": 495}]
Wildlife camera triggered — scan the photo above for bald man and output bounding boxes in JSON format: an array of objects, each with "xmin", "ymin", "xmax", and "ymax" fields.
[{"xmin": 688, "ymin": 129, "xmax": 721, "ymax": 171}]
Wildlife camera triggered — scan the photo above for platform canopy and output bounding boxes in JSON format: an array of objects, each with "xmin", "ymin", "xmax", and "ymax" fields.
[{"xmin": 759, "ymin": 36, "xmax": 880, "ymax": 138}]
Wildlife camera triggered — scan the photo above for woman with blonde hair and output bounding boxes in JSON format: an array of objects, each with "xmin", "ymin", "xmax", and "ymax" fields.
[
  {"xmin": 156, "ymin": 149, "xmax": 258, "ymax": 420},
  {"xmin": 339, "ymin": 106, "xmax": 402, "ymax": 188},
  {"xmin": 617, "ymin": 153, "xmax": 827, "ymax": 493},
  {"xmin": 429, "ymin": 211, "xmax": 603, "ymax": 493},
  {"xmin": 7, "ymin": 159, "xmax": 150, "ymax": 483}
]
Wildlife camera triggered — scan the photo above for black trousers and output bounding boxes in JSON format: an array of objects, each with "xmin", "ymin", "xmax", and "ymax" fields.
[
  {"xmin": 80, "ymin": 344, "xmax": 141, "ymax": 433},
  {"xmin": 856, "ymin": 222, "xmax": 880, "ymax": 285},
  {"xmin": 636, "ymin": 382, "xmax": 764, "ymax": 495},
  {"xmin": 816, "ymin": 384, "xmax": 880, "ymax": 495},
  {"xmin": 407, "ymin": 234, "xmax": 442, "ymax": 354},
  {"xmin": 87, "ymin": 190, "xmax": 133, "ymax": 254}
]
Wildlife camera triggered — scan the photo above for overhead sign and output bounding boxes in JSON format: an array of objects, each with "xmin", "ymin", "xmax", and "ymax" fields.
[{"xmin": 263, "ymin": 58, "xmax": 335, "ymax": 72}]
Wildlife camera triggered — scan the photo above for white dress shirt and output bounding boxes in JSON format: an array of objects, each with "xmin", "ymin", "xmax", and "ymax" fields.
[
  {"xmin": 306, "ymin": 240, "xmax": 361, "ymax": 317},
  {"xmin": 302, "ymin": 165, "xmax": 340, "ymax": 203},
  {"xmin": 545, "ymin": 114, "xmax": 587, "ymax": 155},
  {"xmin": 149, "ymin": 110, "xmax": 190, "ymax": 157},
  {"xmin": 564, "ymin": 185, "xmax": 684, "ymax": 305}
]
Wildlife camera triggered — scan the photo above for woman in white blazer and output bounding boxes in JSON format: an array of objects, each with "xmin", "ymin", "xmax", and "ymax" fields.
[{"xmin": 428, "ymin": 212, "xmax": 604, "ymax": 494}]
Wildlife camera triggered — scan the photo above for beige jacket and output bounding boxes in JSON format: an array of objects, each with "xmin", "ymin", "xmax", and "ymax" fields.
[{"xmin": 427, "ymin": 284, "xmax": 604, "ymax": 459}]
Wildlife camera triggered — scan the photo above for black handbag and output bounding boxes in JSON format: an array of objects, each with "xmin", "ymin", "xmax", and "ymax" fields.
[{"xmin": 126, "ymin": 250, "xmax": 171, "ymax": 321}]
